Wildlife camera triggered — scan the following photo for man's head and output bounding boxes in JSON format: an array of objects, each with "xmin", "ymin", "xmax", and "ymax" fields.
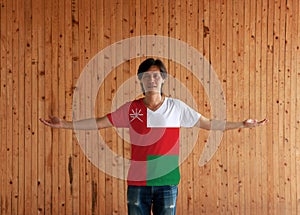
[{"xmin": 137, "ymin": 58, "xmax": 167, "ymax": 95}]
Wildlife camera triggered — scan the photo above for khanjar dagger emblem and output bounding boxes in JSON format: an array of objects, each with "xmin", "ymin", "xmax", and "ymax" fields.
[{"xmin": 130, "ymin": 108, "xmax": 143, "ymax": 122}]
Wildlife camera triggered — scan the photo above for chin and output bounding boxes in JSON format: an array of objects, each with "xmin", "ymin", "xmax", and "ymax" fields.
[{"xmin": 145, "ymin": 90, "xmax": 161, "ymax": 94}]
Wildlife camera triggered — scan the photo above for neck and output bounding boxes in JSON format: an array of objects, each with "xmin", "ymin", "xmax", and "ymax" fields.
[{"xmin": 143, "ymin": 92, "xmax": 165, "ymax": 110}]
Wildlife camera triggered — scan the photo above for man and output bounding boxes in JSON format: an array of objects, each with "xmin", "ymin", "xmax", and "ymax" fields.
[{"xmin": 40, "ymin": 58, "xmax": 267, "ymax": 215}]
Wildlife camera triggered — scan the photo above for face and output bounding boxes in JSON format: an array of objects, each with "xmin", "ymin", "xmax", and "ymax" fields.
[{"xmin": 140, "ymin": 65, "xmax": 165, "ymax": 94}]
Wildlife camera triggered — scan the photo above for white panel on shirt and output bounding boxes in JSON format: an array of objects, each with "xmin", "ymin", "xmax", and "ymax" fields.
[{"xmin": 147, "ymin": 97, "xmax": 201, "ymax": 128}]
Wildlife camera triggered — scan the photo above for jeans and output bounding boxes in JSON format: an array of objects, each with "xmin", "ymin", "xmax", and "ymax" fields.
[{"xmin": 127, "ymin": 185, "xmax": 178, "ymax": 215}]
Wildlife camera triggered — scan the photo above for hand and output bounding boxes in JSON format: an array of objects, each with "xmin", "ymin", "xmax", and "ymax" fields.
[
  {"xmin": 243, "ymin": 118, "xmax": 268, "ymax": 128},
  {"xmin": 39, "ymin": 116, "xmax": 68, "ymax": 129}
]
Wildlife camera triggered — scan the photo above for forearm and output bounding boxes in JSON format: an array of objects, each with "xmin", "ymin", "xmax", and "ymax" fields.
[
  {"xmin": 40, "ymin": 116, "xmax": 112, "ymax": 130},
  {"xmin": 206, "ymin": 119, "xmax": 244, "ymax": 131},
  {"xmin": 224, "ymin": 121, "xmax": 244, "ymax": 130},
  {"xmin": 70, "ymin": 118, "xmax": 99, "ymax": 130},
  {"xmin": 56, "ymin": 118, "xmax": 96, "ymax": 130},
  {"xmin": 71, "ymin": 117, "xmax": 112, "ymax": 130},
  {"xmin": 196, "ymin": 117, "xmax": 267, "ymax": 130}
]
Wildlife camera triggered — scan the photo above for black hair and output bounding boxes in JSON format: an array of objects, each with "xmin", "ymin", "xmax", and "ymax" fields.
[{"xmin": 137, "ymin": 58, "xmax": 167, "ymax": 80}]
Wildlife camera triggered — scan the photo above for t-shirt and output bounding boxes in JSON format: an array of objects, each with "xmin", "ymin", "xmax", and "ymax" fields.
[{"xmin": 107, "ymin": 97, "xmax": 201, "ymax": 186}]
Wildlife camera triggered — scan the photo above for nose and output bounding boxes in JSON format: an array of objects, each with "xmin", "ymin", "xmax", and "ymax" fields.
[{"xmin": 149, "ymin": 74, "xmax": 156, "ymax": 82}]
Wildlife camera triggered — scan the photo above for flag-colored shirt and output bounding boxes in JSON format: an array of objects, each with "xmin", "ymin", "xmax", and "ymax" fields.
[{"xmin": 107, "ymin": 97, "xmax": 201, "ymax": 186}]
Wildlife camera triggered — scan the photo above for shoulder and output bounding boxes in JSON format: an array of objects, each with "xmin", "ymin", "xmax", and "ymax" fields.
[
  {"xmin": 166, "ymin": 97, "xmax": 187, "ymax": 107},
  {"xmin": 111, "ymin": 98, "xmax": 142, "ymax": 112},
  {"xmin": 124, "ymin": 97, "xmax": 144, "ymax": 106},
  {"xmin": 164, "ymin": 97, "xmax": 189, "ymax": 111}
]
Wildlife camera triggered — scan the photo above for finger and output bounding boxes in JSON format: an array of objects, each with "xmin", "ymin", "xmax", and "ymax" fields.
[
  {"xmin": 40, "ymin": 118, "xmax": 51, "ymax": 126},
  {"xmin": 258, "ymin": 118, "xmax": 268, "ymax": 125},
  {"xmin": 39, "ymin": 118, "xmax": 47, "ymax": 124}
]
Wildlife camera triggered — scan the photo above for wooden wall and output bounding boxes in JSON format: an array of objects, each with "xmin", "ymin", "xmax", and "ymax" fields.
[{"xmin": 1, "ymin": 0, "xmax": 300, "ymax": 214}]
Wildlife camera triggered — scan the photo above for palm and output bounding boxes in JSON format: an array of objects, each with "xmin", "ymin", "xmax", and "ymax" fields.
[
  {"xmin": 40, "ymin": 116, "xmax": 64, "ymax": 128},
  {"xmin": 244, "ymin": 118, "xmax": 268, "ymax": 128}
]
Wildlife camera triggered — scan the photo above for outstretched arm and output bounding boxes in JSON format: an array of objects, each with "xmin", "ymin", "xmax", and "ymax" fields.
[
  {"xmin": 39, "ymin": 116, "xmax": 112, "ymax": 130},
  {"xmin": 195, "ymin": 116, "xmax": 268, "ymax": 130}
]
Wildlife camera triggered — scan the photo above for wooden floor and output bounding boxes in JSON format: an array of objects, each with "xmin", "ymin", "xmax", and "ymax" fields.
[{"xmin": 1, "ymin": 0, "xmax": 300, "ymax": 214}]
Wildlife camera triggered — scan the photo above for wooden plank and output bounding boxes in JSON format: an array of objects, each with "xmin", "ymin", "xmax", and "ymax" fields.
[
  {"xmin": 277, "ymin": 0, "xmax": 287, "ymax": 213},
  {"xmin": 6, "ymin": 0, "xmax": 14, "ymax": 213},
  {"xmin": 63, "ymin": 0, "xmax": 74, "ymax": 214},
  {"xmin": 208, "ymin": 0, "xmax": 218, "ymax": 214},
  {"xmin": 145, "ymin": 0, "xmax": 155, "ymax": 56},
  {"xmin": 111, "ymin": 0, "xmax": 120, "ymax": 213},
  {"xmin": 194, "ymin": 1, "xmax": 207, "ymax": 214},
  {"xmin": 0, "ymin": 0, "xmax": 8, "ymax": 214},
  {"xmin": 139, "ymin": 0, "xmax": 146, "ymax": 56},
  {"xmin": 211, "ymin": 0, "xmax": 223, "ymax": 213},
  {"xmin": 90, "ymin": 1, "xmax": 97, "ymax": 215},
  {"xmin": 225, "ymin": 0, "xmax": 237, "ymax": 213},
  {"xmin": 127, "ymin": 0, "xmax": 138, "ymax": 212},
  {"xmin": 255, "ymin": 0, "xmax": 263, "ymax": 213},
  {"xmin": 4, "ymin": 0, "xmax": 14, "ymax": 213},
  {"xmin": 24, "ymin": 0, "xmax": 33, "ymax": 213},
  {"xmin": 70, "ymin": 0, "xmax": 80, "ymax": 213},
  {"xmin": 187, "ymin": 9, "xmax": 198, "ymax": 215},
  {"xmin": 265, "ymin": 0, "xmax": 275, "ymax": 214},
  {"xmin": 179, "ymin": 0, "xmax": 190, "ymax": 214},
  {"xmin": 82, "ymin": 0, "xmax": 92, "ymax": 214},
  {"xmin": 11, "ymin": 0, "xmax": 21, "ymax": 213},
  {"xmin": 296, "ymin": 0, "xmax": 300, "ymax": 214},
  {"xmin": 167, "ymin": 0, "xmax": 176, "ymax": 102},
  {"xmin": 58, "ymin": 0, "xmax": 67, "ymax": 213},
  {"xmin": 249, "ymin": 0, "xmax": 258, "ymax": 213},
  {"xmin": 198, "ymin": 0, "xmax": 212, "ymax": 213},
  {"xmin": 289, "ymin": 1, "xmax": 299, "ymax": 214},
  {"xmin": 44, "ymin": 0, "xmax": 53, "ymax": 213},
  {"xmin": 283, "ymin": 0, "xmax": 293, "ymax": 213},
  {"xmin": 103, "ymin": 0, "xmax": 113, "ymax": 213},
  {"xmin": 31, "ymin": 0, "xmax": 39, "ymax": 213},
  {"xmin": 50, "ymin": 0, "xmax": 60, "ymax": 214},
  {"xmin": 77, "ymin": 0, "xmax": 87, "ymax": 214},
  {"xmin": 187, "ymin": 0, "xmax": 199, "ymax": 214},
  {"xmin": 97, "ymin": 64, "xmax": 106, "ymax": 212},
  {"xmin": 119, "ymin": 0, "xmax": 130, "ymax": 212},
  {"xmin": 173, "ymin": 0, "xmax": 183, "ymax": 214},
  {"xmin": 233, "ymin": 1, "xmax": 246, "ymax": 213},
  {"xmin": 260, "ymin": 0, "xmax": 270, "ymax": 213},
  {"xmin": 219, "ymin": 0, "xmax": 228, "ymax": 213},
  {"xmin": 95, "ymin": 0, "xmax": 106, "ymax": 214},
  {"xmin": 96, "ymin": 0, "xmax": 107, "ymax": 214},
  {"xmin": 89, "ymin": 0, "xmax": 100, "ymax": 214},
  {"xmin": 272, "ymin": 0, "xmax": 282, "ymax": 213},
  {"xmin": 235, "ymin": 0, "xmax": 245, "ymax": 213},
  {"xmin": 35, "ymin": 0, "xmax": 46, "ymax": 213},
  {"xmin": 0, "ymin": 0, "xmax": 3, "ymax": 209},
  {"xmin": 242, "ymin": 0, "xmax": 251, "ymax": 213}
]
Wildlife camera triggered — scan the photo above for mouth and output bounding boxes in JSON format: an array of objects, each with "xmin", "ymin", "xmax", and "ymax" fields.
[
  {"xmin": 146, "ymin": 85, "xmax": 158, "ymax": 89},
  {"xmin": 145, "ymin": 85, "xmax": 160, "ymax": 92}
]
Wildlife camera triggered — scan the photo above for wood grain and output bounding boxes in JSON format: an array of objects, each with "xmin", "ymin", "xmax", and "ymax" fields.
[{"xmin": 0, "ymin": 0, "xmax": 299, "ymax": 214}]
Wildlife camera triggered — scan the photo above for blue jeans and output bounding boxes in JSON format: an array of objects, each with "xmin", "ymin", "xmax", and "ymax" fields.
[{"xmin": 127, "ymin": 185, "xmax": 178, "ymax": 215}]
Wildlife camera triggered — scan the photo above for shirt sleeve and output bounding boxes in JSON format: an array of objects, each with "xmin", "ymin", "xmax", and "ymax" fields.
[
  {"xmin": 176, "ymin": 99, "xmax": 201, "ymax": 127},
  {"xmin": 106, "ymin": 102, "xmax": 131, "ymax": 128}
]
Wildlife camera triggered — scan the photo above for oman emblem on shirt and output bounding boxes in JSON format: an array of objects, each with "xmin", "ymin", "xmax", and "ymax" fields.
[{"xmin": 129, "ymin": 108, "xmax": 143, "ymax": 122}]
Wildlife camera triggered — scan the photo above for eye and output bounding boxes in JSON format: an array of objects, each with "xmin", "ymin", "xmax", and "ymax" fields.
[
  {"xmin": 153, "ymin": 73, "xmax": 161, "ymax": 79},
  {"xmin": 142, "ymin": 73, "xmax": 150, "ymax": 79}
]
